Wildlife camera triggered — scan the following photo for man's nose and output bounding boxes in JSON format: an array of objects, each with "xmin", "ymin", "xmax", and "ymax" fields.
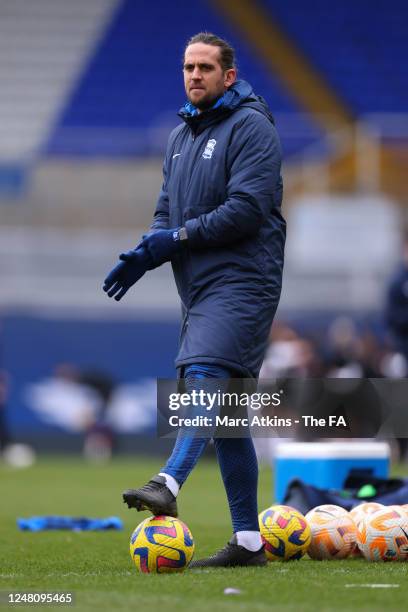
[{"xmin": 191, "ymin": 67, "xmax": 202, "ymax": 79}]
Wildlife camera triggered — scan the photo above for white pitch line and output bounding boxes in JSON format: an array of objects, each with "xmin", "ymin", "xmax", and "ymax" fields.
[
  {"xmin": 223, "ymin": 588, "xmax": 242, "ymax": 596},
  {"xmin": 345, "ymin": 584, "xmax": 400, "ymax": 589}
]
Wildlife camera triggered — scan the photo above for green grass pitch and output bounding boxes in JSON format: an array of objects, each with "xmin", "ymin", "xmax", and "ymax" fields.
[{"xmin": 1, "ymin": 456, "xmax": 407, "ymax": 611}]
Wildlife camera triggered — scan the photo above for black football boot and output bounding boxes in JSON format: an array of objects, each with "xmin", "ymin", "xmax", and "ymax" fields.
[
  {"xmin": 123, "ymin": 475, "xmax": 178, "ymax": 517},
  {"xmin": 189, "ymin": 534, "xmax": 267, "ymax": 568}
]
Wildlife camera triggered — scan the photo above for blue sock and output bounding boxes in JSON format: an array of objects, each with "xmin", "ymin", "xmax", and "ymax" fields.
[
  {"xmin": 214, "ymin": 436, "xmax": 259, "ymax": 532},
  {"xmin": 161, "ymin": 363, "xmax": 230, "ymax": 485}
]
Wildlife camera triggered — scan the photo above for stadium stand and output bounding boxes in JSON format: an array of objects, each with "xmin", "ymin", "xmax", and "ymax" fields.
[
  {"xmin": 261, "ymin": 0, "xmax": 408, "ymax": 116},
  {"xmin": 1, "ymin": 0, "xmax": 406, "ymax": 164},
  {"xmin": 46, "ymin": 0, "xmax": 323, "ymax": 158},
  {"xmin": 0, "ymin": 0, "xmax": 117, "ymax": 162},
  {"xmin": 0, "ymin": 0, "xmax": 405, "ymax": 313}
]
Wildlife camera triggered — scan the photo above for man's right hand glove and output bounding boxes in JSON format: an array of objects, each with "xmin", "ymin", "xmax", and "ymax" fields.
[
  {"xmin": 141, "ymin": 228, "xmax": 185, "ymax": 267},
  {"xmin": 103, "ymin": 246, "xmax": 153, "ymax": 301}
]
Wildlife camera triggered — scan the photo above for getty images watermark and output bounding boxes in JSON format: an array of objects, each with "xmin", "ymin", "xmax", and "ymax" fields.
[
  {"xmin": 168, "ymin": 388, "xmax": 283, "ymax": 411},
  {"xmin": 157, "ymin": 378, "xmax": 408, "ymax": 439},
  {"xmin": 165, "ymin": 385, "xmax": 346, "ymax": 431}
]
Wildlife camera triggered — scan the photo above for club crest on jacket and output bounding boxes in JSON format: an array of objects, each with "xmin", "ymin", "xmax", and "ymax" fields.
[{"xmin": 202, "ymin": 139, "xmax": 217, "ymax": 159}]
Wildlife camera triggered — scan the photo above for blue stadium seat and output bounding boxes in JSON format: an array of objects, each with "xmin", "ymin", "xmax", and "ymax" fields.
[
  {"xmin": 46, "ymin": 0, "xmax": 322, "ymax": 158},
  {"xmin": 261, "ymin": 0, "xmax": 408, "ymax": 114}
]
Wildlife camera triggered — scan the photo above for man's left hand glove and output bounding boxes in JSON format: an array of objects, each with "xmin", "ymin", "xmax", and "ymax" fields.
[{"xmin": 141, "ymin": 228, "xmax": 185, "ymax": 268}]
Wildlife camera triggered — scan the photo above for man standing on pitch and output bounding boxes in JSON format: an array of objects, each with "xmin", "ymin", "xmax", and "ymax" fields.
[{"xmin": 103, "ymin": 32, "xmax": 285, "ymax": 567}]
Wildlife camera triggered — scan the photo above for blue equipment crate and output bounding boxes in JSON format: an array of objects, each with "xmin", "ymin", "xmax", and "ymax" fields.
[{"xmin": 274, "ymin": 442, "xmax": 390, "ymax": 502}]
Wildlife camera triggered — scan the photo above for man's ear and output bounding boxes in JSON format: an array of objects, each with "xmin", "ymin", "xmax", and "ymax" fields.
[{"xmin": 224, "ymin": 68, "xmax": 237, "ymax": 88}]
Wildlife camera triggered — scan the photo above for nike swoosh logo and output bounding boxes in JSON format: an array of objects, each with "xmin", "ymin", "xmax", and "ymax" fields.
[{"xmin": 172, "ymin": 153, "xmax": 182, "ymax": 159}]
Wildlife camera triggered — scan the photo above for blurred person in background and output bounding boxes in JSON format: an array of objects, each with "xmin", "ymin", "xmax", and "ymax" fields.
[
  {"xmin": 256, "ymin": 323, "xmax": 323, "ymax": 462},
  {"xmin": 103, "ymin": 32, "xmax": 285, "ymax": 567},
  {"xmin": 326, "ymin": 321, "xmax": 384, "ymax": 378},
  {"xmin": 386, "ymin": 233, "xmax": 408, "ymax": 364},
  {"xmin": 25, "ymin": 363, "xmax": 116, "ymax": 460},
  {"xmin": 385, "ymin": 233, "xmax": 408, "ymax": 460},
  {"xmin": 325, "ymin": 316, "xmax": 364, "ymax": 378},
  {"xmin": 79, "ymin": 369, "xmax": 116, "ymax": 463},
  {"xmin": 260, "ymin": 322, "xmax": 323, "ymax": 378}
]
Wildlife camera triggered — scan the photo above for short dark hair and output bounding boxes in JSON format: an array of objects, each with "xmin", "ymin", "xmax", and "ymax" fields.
[{"xmin": 185, "ymin": 32, "xmax": 236, "ymax": 72}]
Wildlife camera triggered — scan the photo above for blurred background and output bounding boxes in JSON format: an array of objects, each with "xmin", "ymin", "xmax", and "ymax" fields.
[{"xmin": 1, "ymin": 0, "xmax": 407, "ymax": 464}]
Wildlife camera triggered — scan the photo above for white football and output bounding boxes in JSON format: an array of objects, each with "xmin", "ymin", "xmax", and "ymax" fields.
[
  {"xmin": 357, "ymin": 506, "xmax": 408, "ymax": 561},
  {"xmin": 305, "ymin": 505, "xmax": 356, "ymax": 560}
]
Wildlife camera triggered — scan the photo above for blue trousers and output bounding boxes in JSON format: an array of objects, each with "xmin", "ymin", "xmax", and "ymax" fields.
[{"xmin": 161, "ymin": 363, "xmax": 259, "ymax": 532}]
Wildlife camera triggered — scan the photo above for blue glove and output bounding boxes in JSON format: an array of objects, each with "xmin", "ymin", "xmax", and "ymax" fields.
[
  {"xmin": 103, "ymin": 246, "xmax": 152, "ymax": 301},
  {"xmin": 141, "ymin": 228, "xmax": 184, "ymax": 268}
]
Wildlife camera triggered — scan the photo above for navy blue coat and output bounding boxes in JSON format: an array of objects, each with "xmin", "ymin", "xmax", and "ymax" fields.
[{"xmin": 152, "ymin": 80, "xmax": 286, "ymax": 378}]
